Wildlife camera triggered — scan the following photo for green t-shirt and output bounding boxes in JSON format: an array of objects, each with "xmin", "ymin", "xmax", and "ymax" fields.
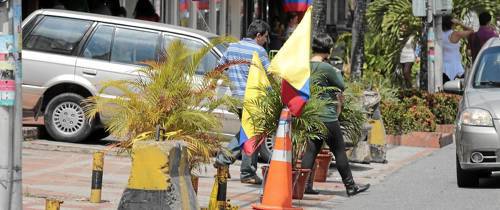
[{"xmin": 311, "ymin": 61, "xmax": 345, "ymax": 122}]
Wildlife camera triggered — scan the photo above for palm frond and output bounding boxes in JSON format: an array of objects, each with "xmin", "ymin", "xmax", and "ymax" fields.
[{"xmin": 84, "ymin": 36, "xmax": 239, "ymax": 171}]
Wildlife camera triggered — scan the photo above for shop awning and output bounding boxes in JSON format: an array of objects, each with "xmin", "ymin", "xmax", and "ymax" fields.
[{"xmin": 283, "ymin": 0, "xmax": 312, "ymax": 12}]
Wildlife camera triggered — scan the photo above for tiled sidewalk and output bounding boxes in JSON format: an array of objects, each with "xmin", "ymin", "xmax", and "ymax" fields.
[{"xmin": 22, "ymin": 141, "xmax": 435, "ymax": 210}]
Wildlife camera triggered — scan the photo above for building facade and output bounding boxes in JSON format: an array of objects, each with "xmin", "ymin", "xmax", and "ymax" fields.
[{"xmin": 23, "ymin": 0, "xmax": 353, "ymax": 39}]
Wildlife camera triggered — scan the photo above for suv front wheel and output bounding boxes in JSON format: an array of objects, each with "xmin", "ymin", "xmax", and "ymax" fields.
[{"xmin": 44, "ymin": 93, "xmax": 93, "ymax": 142}]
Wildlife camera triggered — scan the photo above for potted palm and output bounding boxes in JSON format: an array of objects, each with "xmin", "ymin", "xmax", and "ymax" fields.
[
  {"xmin": 248, "ymin": 72, "xmax": 329, "ymax": 199},
  {"xmin": 84, "ymin": 38, "xmax": 241, "ymax": 191}
]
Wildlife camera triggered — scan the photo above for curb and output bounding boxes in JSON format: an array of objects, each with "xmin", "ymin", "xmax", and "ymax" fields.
[
  {"xmin": 386, "ymin": 132, "xmax": 453, "ymax": 148},
  {"xmin": 23, "ymin": 141, "xmax": 128, "ymax": 157}
]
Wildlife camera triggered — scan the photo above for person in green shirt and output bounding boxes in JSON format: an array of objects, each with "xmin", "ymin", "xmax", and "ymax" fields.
[{"xmin": 300, "ymin": 33, "xmax": 370, "ymax": 196}]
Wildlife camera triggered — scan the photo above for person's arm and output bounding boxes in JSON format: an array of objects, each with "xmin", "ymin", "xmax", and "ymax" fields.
[
  {"xmin": 325, "ymin": 65, "xmax": 345, "ymax": 91},
  {"xmin": 450, "ymin": 19, "xmax": 474, "ymax": 43},
  {"xmin": 258, "ymin": 48, "xmax": 271, "ymax": 71}
]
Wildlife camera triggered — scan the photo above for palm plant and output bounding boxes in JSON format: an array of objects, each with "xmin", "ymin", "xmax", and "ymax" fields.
[
  {"xmin": 248, "ymin": 72, "xmax": 329, "ymax": 167},
  {"xmin": 84, "ymin": 37, "xmax": 241, "ymax": 172}
]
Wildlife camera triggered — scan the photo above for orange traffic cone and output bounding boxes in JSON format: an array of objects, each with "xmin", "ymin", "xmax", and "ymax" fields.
[{"xmin": 252, "ymin": 108, "xmax": 302, "ymax": 210}]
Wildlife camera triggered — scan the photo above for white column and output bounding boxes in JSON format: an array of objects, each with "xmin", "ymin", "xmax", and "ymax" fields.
[
  {"xmin": 220, "ymin": 0, "xmax": 227, "ymax": 35},
  {"xmin": 209, "ymin": 0, "xmax": 217, "ymax": 33},
  {"xmin": 228, "ymin": 0, "xmax": 242, "ymax": 38},
  {"xmin": 190, "ymin": 0, "xmax": 198, "ymax": 29},
  {"xmin": 333, "ymin": 0, "xmax": 338, "ymax": 24}
]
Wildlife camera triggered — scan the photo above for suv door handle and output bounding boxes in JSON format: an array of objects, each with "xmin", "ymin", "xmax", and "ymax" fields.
[{"xmin": 82, "ymin": 69, "xmax": 97, "ymax": 76}]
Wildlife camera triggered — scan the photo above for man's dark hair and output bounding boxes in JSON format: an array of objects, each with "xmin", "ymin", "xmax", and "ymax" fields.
[
  {"xmin": 479, "ymin": 12, "xmax": 492, "ymax": 26},
  {"xmin": 246, "ymin": 20, "xmax": 270, "ymax": 39},
  {"xmin": 287, "ymin": 12, "xmax": 298, "ymax": 22},
  {"xmin": 312, "ymin": 33, "xmax": 334, "ymax": 54},
  {"xmin": 442, "ymin": 15, "xmax": 453, "ymax": 31}
]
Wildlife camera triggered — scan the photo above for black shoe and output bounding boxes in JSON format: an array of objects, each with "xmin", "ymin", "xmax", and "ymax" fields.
[
  {"xmin": 304, "ymin": 187, "xmax": 320, "ymax": 194},
  {"xmin": 241, "ymin": 176, "xmax": 262, "ymax": 185},
  {"xmin": 346, "ymin": 183, "xmax": 370, "ymax": 197}
]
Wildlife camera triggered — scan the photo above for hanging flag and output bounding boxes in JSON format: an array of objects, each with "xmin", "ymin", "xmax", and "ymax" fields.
[
  {"xmin": 269, "ymin": 6, "xmax": 312, "ymax": 117},
  {"xmin": 283, "ymin": 0, "xmax": 312, "ymax": 12},
  {"xmin": 239, "ymin": 52, "xmax": 270, "ymax": 156},
  {"xmin": 179, "ymin": 0, "xmax": 188, "ymax": 12}
]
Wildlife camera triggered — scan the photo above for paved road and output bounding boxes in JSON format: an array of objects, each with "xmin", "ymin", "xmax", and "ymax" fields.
[{"xmin": 337, "ymin": 144, "xmax": 500, "ymax": 210}]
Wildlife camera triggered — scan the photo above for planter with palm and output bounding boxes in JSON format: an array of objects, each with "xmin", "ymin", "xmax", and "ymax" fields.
[{"xmin": 84, "ymin": 37, "xmax": 242, "ymax": 176}]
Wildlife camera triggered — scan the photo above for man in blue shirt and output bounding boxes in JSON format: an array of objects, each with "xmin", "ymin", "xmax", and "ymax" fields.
[{"xmin": 216, "ymin": 20, "xmax": 270, "ymax": 185}]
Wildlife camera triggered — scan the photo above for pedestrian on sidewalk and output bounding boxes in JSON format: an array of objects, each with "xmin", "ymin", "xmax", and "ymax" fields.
[
  {"xmin": 215, "ymin": 20, "xmax": 271, "ymax": 185},
  {"xmin": 441, "ymin": 15, "xmax": 474, "ymax": 84},
  {"xmin": 300, "ymin": 33, "xmax": 370, "ymax": 196},
  {"xmin": 468, "ymin": 12, "xmax": 499, "ymax": 63},
  {"xmin": 399, "ymin": 35, "xmax": 417, "ymax": 89}
]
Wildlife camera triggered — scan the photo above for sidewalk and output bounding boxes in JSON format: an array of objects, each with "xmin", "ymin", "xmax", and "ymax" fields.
[{"xmin": 22, "ymin": 140, "xmax": 436, "ymax": 210}]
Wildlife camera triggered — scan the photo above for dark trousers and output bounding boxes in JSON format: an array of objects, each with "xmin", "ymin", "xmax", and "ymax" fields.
[
  {"xmin": 215, "ymin": 108, "xmax": 259, "ymax": 179},
  {"xmin": 301, "ymin": 120, "xmax": 353, "ymax": 184}
]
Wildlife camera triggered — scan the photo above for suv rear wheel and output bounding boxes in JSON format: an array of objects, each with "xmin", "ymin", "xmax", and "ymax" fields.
[
  {"xmin": 456, "ymin": 155, "xmax": 479, "ymax": 187},
  {"xmin": 44, "ymin": 93, "xmax": 93, "ymax": 142}
]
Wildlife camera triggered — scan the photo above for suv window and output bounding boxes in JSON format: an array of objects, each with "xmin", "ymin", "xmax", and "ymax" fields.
[
  {"xmin": 111, "ymin": 28, "xmax": 159, "ymax": 64},
  {"xmin": 164, "ymin": 35, "xmax": 218, "ymax": 74},
  {"xmin": 24, "ymin": 16, "xmax": 92, "ymax": 55},
  {"xmin": 82, "ymin": 25, "xmax": 114, "ymax": 61},
  {"xmin": 473, "ymin": 47, "xmax": 500, "ymax": 88}
]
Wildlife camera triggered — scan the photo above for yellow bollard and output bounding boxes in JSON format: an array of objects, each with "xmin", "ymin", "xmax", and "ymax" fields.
[
  {"xmin": 45, "ymin": 198, "xmax": 63, "ymax": 210},
  {"xmin": 90, "ymin": 151, "xmax": 104, "ymax": 203}
]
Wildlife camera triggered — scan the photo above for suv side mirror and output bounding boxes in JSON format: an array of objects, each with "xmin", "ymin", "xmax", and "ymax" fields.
[{"xmin": 443, "ymin": 79, "xmax": 463, "ymax": 95}]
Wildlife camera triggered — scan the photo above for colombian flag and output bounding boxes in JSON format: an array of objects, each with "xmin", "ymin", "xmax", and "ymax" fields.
[
  {"xmin": 239, "ymin": 53, "xmax": 270, "ymax": 155},
  {"xmin": 269, "ymin": 6, "xmax": 312, "ymax": 117},
  {"xmin": 284, "ymin": 0, "xmax": 312, "ymax": 12},
  {"xmin": 179, "ymin": 0, "xmax": 188, "ymax": 12}
]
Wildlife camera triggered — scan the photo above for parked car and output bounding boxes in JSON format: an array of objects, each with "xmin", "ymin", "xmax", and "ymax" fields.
[
  {"xmin": 444, "ymin": 37, "xmax": 500, "ymax": 187},
  {"xmin": 22, "ymin": 9, "xmax": 275, "ymax": 161}
]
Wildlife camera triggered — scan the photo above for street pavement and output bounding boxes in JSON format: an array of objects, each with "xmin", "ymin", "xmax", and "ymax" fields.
[
  {"xmin": 336, "ymin": 143, "xmax": 500, "ymax": 210},
  {"xmin": 22, "ymin": 139, "xmax": 436, "ymax": 210}
]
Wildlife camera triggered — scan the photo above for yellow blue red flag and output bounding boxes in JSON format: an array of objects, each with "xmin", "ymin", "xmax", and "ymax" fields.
[
  {"xmin": 239, "ymin": 52, "xmax": 270, "ymax": 155},
  {"xmin": 269, "ymin": 6, "xmax": 312, "ymax": 117}
]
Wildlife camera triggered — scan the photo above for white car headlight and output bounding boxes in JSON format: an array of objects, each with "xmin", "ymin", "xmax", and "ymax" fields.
[{"xmin": 460, "ymin": 108, "xmax": 494, "ymax": 127}]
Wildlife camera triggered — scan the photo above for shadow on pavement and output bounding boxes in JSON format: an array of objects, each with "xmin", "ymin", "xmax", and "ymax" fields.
[{"xmin": 477, "ymin": 173, "xmax": 500, "ymax": 189}]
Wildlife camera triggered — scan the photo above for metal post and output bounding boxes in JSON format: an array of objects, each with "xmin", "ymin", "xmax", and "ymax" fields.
[
  {"xmin": 426, "ymin": 0, "xmax": 436, "ymax": 93},
  {"xmin": 10, "ymin": 0, "xmax": 23, "ymax": 208},
  {"xmin": 433, "ymin": 15, "xmax": 443, "ymax": 91},
  {"xmin": 45, "ymin": 198, "xmax": 63, "ymax": 210},
  {"xmin": 90, "ymin": 152, "xmax": 104, "ymax": 203},
  {"xmin": 0, "ymin": 0, "xmax": 19, "ymax": 208},
  {"xmin": 216, "ymin": 166, "xmax": 229, "ymax": 209}
]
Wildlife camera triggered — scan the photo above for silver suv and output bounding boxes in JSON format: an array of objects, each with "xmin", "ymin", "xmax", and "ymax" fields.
[
  {"xmin": 444, "ymin": 37, "xmax": 500, "ymax": 187},
  {"xmin": 22, "ymin": 9, "xmax": 239, "ymax": 142}
]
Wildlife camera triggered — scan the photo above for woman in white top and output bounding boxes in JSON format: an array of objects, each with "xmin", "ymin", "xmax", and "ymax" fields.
[
  {"xmin": 400, "ymin": 35, "xmax": 417, "ymax": 88},
  {"xmin": 441, "ymin": 15, "xmax": 474, "ymax": 84}
]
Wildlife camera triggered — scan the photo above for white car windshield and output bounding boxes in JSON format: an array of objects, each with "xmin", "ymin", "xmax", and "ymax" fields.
[{"xmin": 473, "ymin": 47, "xmax": 500, "ymax": 88}]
